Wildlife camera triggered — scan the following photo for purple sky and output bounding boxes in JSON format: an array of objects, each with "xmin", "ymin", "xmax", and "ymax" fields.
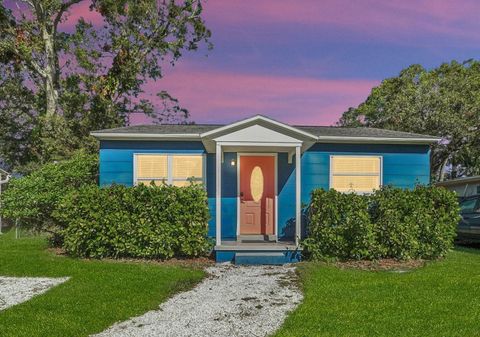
[{"xmin": 18, "ymin": 0, "xmax": 480, "ymax": 125}]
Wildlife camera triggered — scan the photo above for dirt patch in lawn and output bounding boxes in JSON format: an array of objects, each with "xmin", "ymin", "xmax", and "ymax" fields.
[{"xmin": 335, "ymin": 258, "xmax": 426, "ymax": 272}]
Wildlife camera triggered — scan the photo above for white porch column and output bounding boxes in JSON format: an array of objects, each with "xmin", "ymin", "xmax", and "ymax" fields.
[
  {"xmin": 215, "ymin": 143, "xmax": 222, "ymax": 246},
  {"xmin": 295, "ymin": 145, "xmax": 301, "ymax": 246}
]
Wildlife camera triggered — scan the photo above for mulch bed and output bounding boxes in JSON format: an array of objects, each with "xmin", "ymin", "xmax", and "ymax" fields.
[
  {"xmin": 335, "ymin": 258, "xmax": 426, "ymax": 271},
  {"xmin": 47, "ymin": 247, "xmax": 215, "ymax": 269}
]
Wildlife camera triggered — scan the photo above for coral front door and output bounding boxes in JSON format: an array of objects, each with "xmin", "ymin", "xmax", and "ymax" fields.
[{"xmin": 239, "ymin": 155, "xmax": 275, "ymax": 235}]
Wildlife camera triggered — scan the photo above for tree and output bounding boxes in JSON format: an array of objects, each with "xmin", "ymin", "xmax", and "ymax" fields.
[
  {"xmin": 339, "ymin": 60, "xmax": 480, "ymax": 181},
  {"xmin": 0, "ymin": 0, "xmax": 211, "ymax": 172}
]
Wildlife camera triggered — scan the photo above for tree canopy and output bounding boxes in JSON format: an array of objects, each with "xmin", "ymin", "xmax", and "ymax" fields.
[
  {"xmin": 339, "ymin": 60, "xmax": 480, "ymax": 181},
  {"xmin": 0, "ymin": 0, "xmax": 211, "ymax": 172}
]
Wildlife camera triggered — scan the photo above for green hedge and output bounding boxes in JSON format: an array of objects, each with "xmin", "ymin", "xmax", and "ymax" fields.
[
  {"xmin": 54, "ymin": 184, "xmax": 212, "ymax": 259},
  {"xmin": 303, "ymin": 186, "xmax": 460, "ymax": 261},
  {"xmin": 0, "ymin": 152, "xmax": 98, "ymax": 241}
]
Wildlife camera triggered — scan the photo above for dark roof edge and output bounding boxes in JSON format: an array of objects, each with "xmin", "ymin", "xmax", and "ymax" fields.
[
  {"xmin": 436, "ymin": 176, "xmax": 480, "ymax": 186},
  {"xmin": 90, "ymin": 131, "xmax": 439, "ymax": 144}
]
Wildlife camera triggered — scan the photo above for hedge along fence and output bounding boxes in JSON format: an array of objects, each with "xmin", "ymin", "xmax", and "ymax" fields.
[
  {"xmin": 53, "ymin": 183, "xmax": 212, "ymax": 259},
  {"xmin": 0, "ymin": 151, "xmax": 98, "ymax": 242},
  {"xmin": 302, "ymin": 186, "xmax": 460, "ymax": 261}
]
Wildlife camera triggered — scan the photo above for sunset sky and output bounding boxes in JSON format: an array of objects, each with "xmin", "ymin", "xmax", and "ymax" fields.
[{"xmin": 34, "ymin": 1, "xmax": 480, "ymax": 125}]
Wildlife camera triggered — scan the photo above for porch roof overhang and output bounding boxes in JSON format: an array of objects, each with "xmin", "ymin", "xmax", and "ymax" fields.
[{"xmin": 201, "ymin": 115, "xmax": 318, "ymax": 153}]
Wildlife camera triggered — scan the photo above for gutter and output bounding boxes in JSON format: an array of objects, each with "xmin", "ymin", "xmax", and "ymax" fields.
[
  {"xmin": 90, "ymin": 131, "xmax": 440, "ymax": 145},
  {"xmin": 316, "ymin": 136, "xmax": 440, "ymax": 145},
  {"xmin": 89, "ymin": 132, "xmax": 202, "ymax": 141}
]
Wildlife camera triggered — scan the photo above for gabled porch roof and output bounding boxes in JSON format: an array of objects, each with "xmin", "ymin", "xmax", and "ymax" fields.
[
  {"xmin": 200, "ymin": 115, "xmax": 317, "ymax": 155},
  {"xmin": 200, "ymin": 115, "xmax": 318, "ymax": 140}
]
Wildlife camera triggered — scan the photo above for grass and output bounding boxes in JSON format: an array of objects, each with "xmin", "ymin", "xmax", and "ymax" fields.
[
  {"xmin": 275, "ymin": 247, "xmax": 480, "ymax": 337},
  {"xmin": 2, "ymin": 229, "xmax": 479, "ymax": 337},
  {"xmin": 0, "ymin": 229, "xmax": 205, "ymax": 337}
]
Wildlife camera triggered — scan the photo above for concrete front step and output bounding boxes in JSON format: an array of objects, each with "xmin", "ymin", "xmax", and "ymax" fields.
[{"xmin": 234, "ymin": 252, "xmax": 296, "ymax": 265}]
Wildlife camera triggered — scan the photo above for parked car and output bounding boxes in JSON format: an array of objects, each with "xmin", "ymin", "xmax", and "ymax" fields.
[{"xmin": 458, "ymin": 195, "xmax": 480, "ymax": 242}]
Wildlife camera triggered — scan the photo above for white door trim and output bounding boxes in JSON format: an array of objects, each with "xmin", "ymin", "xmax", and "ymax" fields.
[
  {"xmin": 236, "ymin": 153, "xmax": 278, "ymax": 239},
  {"xmin": 215, "ymin": 144, "xmax": 222, "ymax": 246}
]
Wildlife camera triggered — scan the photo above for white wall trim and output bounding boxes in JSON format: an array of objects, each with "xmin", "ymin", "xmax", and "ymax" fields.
[{"xmin": 295, "ymin": 145, "xmax": 301, "ymax": 246}]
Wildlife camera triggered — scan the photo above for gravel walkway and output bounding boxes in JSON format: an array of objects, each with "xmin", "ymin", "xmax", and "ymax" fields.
[
  {"xmin": 0, "ymin": 276, "xmax": 69, "ymax": 311},
  {"xmin": 93, "ymin": 264, "xmax": 303, "ymax": 337}
]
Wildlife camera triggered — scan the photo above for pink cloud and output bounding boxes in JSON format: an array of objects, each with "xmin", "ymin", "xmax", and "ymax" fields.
[
  {"xmin": 136, "ymin": 65, "xmax": 378, "ymax": 126},
  {"xmin": 203, "ymin": 0, "xmax": 480, "ymax": 43},
  {"xmin": 12, "ymin": 0, "xmax": 478, "ymax": 44}
]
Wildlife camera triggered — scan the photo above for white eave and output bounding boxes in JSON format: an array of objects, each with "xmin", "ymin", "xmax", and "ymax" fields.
[
  {"xmin": 89, "ymin": 132, "xmax": 201, "ymax": 141},
  {"xmin": 91, "ymin": 132, "xmax": 439, "ymax": 145},
  {"xmin": 316, "ymin": 135, "xmax": 440, "ymax": 145}
]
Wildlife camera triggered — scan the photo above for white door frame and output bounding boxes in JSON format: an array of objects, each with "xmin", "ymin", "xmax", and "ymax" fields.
[{"xmin": 236, "ymin": 153, "xmax": 278, "ymax": 239}]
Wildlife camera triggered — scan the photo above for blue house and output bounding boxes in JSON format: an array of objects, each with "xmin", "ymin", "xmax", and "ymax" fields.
[{"xmin": 91, "ymin": 115, "xmax": 439, "ymax": 264}]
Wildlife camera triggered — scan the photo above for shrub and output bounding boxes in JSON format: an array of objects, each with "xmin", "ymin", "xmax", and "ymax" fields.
[
  {"xmin": 303, "ymin": 189, "xmax": 380, "ymax": 261},
  {"xmin": 54, "ymin": 183, "xmax": 212, "ymax": 259},
  {"xmin": 369, "ymin": 187, "xmax": 421, "ymax": 260},
  {"xmin": 303, "ymin": 186, "xmax": 460, "ymax": 261},
  {"xmin": 0, "ymin": 151, "xmax": 98, "ymax": 242}
]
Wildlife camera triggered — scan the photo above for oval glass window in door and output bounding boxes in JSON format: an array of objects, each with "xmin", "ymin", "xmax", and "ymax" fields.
[{"xmin": 250, "ymin": 166, "xmax": 264, "ymax": 202}]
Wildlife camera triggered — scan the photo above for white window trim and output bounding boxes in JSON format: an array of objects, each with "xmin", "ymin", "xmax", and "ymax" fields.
[
  {"xmin": 133, "ymin": 153, "xmax": 206, "ymax": 186},
  {"xmin": 329, "ymin": 155, "xmax": 383, "ymax": 194}
]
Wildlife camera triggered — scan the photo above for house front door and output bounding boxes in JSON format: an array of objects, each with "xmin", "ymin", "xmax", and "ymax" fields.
[{"xmin": 239, "ymin": 155, "xmax": 275, "ymax": 235}]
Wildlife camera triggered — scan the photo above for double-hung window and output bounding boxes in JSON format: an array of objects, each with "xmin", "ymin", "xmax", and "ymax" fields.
[
  {"xmin": 134, "ymin": 154, "xmax": 204, "ymax": 187},
  {"xmin": 330, "ymin": 155, "xmax": 382, "ymax": 194}
]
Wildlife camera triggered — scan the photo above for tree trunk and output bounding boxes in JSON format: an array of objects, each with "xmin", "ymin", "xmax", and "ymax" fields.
[
  {"xmin": 42, "ymin": 28, "xmax": 59, "ymax": 117},
  {"xmin": 436, "ymin": 155, "xmax": 450, "ymax": 182},
  {"xmin": 37, "ymin": 9, "xmax": 64, "ymax": 162}
]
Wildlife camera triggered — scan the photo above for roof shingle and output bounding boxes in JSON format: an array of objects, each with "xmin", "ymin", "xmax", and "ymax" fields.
[{"xmin": 92, "ymin": 123, "xmax": 437, "ymax": 140}]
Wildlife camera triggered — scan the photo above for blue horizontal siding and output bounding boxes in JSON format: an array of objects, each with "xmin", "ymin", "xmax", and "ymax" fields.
[
  {"xmin": 277, "ymin": 143, "xmax": 431, "ymax": 239},
  {"xmin": 383, "ymin": 164, "xmax": 429, "ymax": 176},
  {"xmin": 302, "ymin": 143, "xmax": 431, "ymax": 193},
  {"xmin": 99, "ymin": 140, "xmax": 206, "ymax": 188},
  {"xmin": 98, "ymin": 140, "xmax": 431, "ymax": 243},
  {"xmin": 101, "ymin": 140, "xmax": 206, "ymax": 151}
]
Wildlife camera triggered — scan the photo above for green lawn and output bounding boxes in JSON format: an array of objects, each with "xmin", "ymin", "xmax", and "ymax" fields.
[
  {"xmin": 0, "ymin": 230, "xmax": 205, "ymax": 337},
  {"xmin": 2, "ymin": 230, "xmax": 480, "ymax": 337},
  {"xmin": 275, "ymin": 247, "xmax": 480, "ymax": 337}
]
